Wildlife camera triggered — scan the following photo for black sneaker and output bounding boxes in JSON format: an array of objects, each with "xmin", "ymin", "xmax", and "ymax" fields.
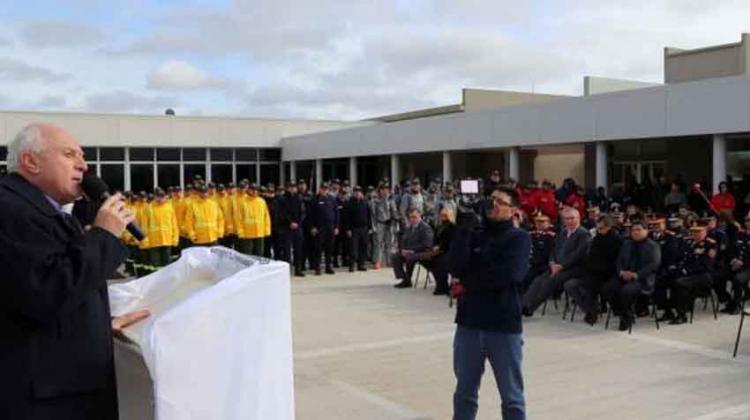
[
  {"xmin": 668, "ymin": 313, "xmax": 688, "ymax": 325},
  {"xmin": 618, "ymin": 316, "xmax": 633, "ymax": 331},
  {"xmin": 357, "ymin": 266, "xmax": 367, "ymax": 272},
  {"xmin": 584, "ymin": 312, "xmax": 598, "ymax": 326},
  {"xmin": 394, "ymin": 281, "xmax": 412, "ymax": 288},
  {"xmin": 294, "ymin": 271, "xmax": 306, "ymax": 278},
  {"xmin": 657, "ymin": 310, "xmax": 675, "ymax": 323},
  {"xmin": 348, "ymin": 266, "xmax": 355, "ymax": 272},
  {"xmin": 433, "ymin": 289, "xmax": 449, "ymax": 296},
  {"xmin": 325, "ymin": 267, "xmax": 335, "ymax": 275},
  {"xmin": 315, "ymin": 269, "xmax": 322, "ymax": 276}
]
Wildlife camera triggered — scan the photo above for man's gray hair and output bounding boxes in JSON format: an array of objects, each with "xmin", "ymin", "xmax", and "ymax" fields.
[{"xmin": 7, "ymin": 124, "xmax": 46, "ymax": 173}]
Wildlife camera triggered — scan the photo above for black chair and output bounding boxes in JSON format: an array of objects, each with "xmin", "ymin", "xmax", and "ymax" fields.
[
  {"xmin": 413, "ymin": 262, "xmax": 433, "ymax": 289},
  {"xmin": 733, "ymin": 299, "xmax": 748, "ymax": 358},
  {"xmin": 604, "ymin": 292, "xmax": 660, "ymax": 334},
  {"xmin": 689, "ymin": 289, "xmax": 718, "ymax": 324}
]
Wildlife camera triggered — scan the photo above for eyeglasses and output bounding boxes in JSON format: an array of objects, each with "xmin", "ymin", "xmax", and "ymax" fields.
[{"xmin": 491, "ymin": 196, "xmax": 512, "ymax": 207}]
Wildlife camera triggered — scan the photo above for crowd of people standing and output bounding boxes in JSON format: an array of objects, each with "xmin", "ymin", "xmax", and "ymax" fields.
[{"xmin": 89, "ymin": 169, "xmax": 750, "ymax": 333}]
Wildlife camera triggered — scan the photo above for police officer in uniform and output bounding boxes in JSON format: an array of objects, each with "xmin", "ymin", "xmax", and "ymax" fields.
[
  {"xmin": 667, "ymin": 223, "xmax": 718, "ymax": 324},
  {"xmin": 649, "ymin": 217, "xmax": 683, "ymax": 317},
  {"xmin": 526, "ymin": 214, "xmax": 555, "ymax": 292},
  {"xmin": 308, "ymin": 182, "xmax": 339, "ymax": 275},
  {"xmin": 345, "ymin": 186, "xmax": 372, "ymax": 272},
  {"xmin": 277, "ymin": 181, "xmax": 307, "ymax": 277}
]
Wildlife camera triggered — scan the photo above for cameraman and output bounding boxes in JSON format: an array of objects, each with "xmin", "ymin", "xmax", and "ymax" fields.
[{"xmin": 450, "ymin": 187, "xmax": 531, "ymax": 420}]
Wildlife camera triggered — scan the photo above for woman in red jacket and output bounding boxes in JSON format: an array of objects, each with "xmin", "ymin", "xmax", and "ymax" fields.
[{"xmin": 710, "ymin": 181, "xmax": 736, "ymax": 214}]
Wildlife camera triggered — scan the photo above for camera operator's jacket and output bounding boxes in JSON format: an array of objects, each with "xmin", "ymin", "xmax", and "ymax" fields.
[{"xmin": 450, "ymin": 219, "xmax": 531, "ymax": 333}]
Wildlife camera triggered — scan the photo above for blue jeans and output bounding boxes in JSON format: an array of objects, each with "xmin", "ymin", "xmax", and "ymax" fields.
[{"xmin": 453, "ymin": 326, "xmax": 525, "ymax": 420}]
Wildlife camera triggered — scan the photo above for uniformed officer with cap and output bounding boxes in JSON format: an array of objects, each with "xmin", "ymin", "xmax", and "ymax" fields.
[
  {"xmin": 344, "ymin": 185, "xmax": 372, "ymax": 272},
  {"xmin": 277, "ymin": 180, "xmax": 307, "ymax": 276},
  {"xmin": 307, "ymin": 182, "xmax": 339, "ymax": 274},
  {"xmin": 666, "ymin": 223, "xmax": 718, "ymax": 324}
]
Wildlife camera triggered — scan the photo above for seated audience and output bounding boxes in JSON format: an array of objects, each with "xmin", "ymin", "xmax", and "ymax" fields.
[
  {"xmin": 601, "ymin": 220, "xmax": 661, "ymax": 331},
  {"xmin": 522, "ymin": 207, "xmax": 591, "ymax": 316}
]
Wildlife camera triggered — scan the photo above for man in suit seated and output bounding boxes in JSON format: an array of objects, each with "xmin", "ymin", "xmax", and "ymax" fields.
[
  {"xmin": 564, "ymin": 214, "xmax": 623, "ymax": 325},
  {"xmin": 601, "ymin": 220, "xmax": 661, "ymax": 331},
  {"xmin": 392, "ymin": 208, "xmax": 434, "ymax": 288},
  {"xmin": 522, "ymin": 207, "xmax": 592, "ymax": 316}
]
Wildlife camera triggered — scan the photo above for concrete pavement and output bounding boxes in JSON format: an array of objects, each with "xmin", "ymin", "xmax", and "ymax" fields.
[{"xmin": 292, "ymin": 268, "xmax": 750, "ymax": 420}]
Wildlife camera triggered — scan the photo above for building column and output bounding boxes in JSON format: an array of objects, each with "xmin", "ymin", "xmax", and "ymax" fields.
[
  {"xmin": 289, "ymin": 160, "xmax": 297, "ymax": 183},
  {"xmin": 595, "ymin": 141, "xmax": 608, "ymax": 190},
  {"xmin": 124, "ymin": 147, "xmax": 131, "ymax": 191},
  {"xmin": 280, "ymin": 162, "xmax": 286, "ymax": 186},
  {"xmin": 712, "ymin": 134, "xmax": 727, "ymax": 194},
  {"xmin": 506, "ymin": 147, "xmax": 520, "ymax": 181},
  {"xmin": 390, "ymin": 154, "xmax": 400, "ymax": 189},
  {"xmin": 442, "ymin": 151, "xmax": 452, "ymax": 184},
  {"xmin": 349, "ymin": 156, "xmax": 358, "ymax": 187},
  {"xmin": 315, "ymin": 159, "xmax": 323, "ymax": 191}
]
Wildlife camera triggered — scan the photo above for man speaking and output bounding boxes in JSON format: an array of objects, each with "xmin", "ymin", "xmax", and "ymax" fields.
[
  {"xmin": 450, "ymin": 187, "xmax": 531, "ymax": 420},
  {"xmin": 0, "ymin": 124, "xmax": 148, "ymax": 419}
]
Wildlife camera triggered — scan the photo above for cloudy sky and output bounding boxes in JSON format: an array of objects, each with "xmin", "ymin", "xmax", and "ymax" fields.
[{"xmin": 1, "ymin": 0, "xmax": 749, "ymax": 120}]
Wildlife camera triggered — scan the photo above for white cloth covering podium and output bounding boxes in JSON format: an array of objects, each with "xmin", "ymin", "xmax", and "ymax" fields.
[{"xmin": 109, "ymin": 247, "xmax": 295, "ymax": 420}]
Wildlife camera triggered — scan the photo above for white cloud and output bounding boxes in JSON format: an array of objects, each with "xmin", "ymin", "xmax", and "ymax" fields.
[
  {"xmin": 0, "ymin": 58, "xmax": 70, "ymax": 82},
  {"xmin": 3, "ymin": 0, "xmax": 750, "ymax": 119},
  {"xmin": 20, "ymin": 21, "xmax": 103, "ymax": 47},
  {"xmin": 146, "ymin": 60, "xmax": 228, "ymax": 91},
  {"xmin": 85, "ymin": 90, "xmax": 177, "ymax": 113}
]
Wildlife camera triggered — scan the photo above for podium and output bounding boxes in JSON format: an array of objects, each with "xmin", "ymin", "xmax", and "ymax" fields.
[{"xmin": 109, "ymin": 247, "xmax": 295, "ymax": 420}]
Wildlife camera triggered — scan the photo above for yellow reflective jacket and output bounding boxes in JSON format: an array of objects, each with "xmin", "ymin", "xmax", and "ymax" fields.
[
  {"xmin": 218, "ymin": 193, "xmax": 238, "ymax": 235},
  {"xmin": 184, "ymin": 197, "xmax": 225, "ymax": 244},
  {"xmin": 134, "ymin": 201, "xmax": 151, "ymax": 249},
  {"xmin": 171, "ymin": 195, "xmax": 189, "ymax": 238},
  {"xmin": 234, "ymin": 195, "xmax": 271, "ymax": 239},
  {"xmin": 121, "ymin": 200, "xmax": 139, "ymax": 246},
  {"xmin": 146, "ymin": 200, "xmax": 179, "ymax": 248}
]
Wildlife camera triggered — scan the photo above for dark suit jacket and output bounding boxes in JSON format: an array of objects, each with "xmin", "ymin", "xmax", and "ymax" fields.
[
  {"xmin": 550, "ymin": 226, "xmax": 591, "ymax": 275},
  {"xmin": 400, "ymin": 220, "xmax": 434, "ymax": 252},
  {"xmin": 0, "ymin": 173, "xmax": 128, "ymax": 420},
  {"xmin": 616, "ymin": 238, "xmax": 662, "ymax": 292}
]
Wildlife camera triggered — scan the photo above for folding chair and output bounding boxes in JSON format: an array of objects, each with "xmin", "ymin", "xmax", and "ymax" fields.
[
  {"xmin": 413, "ymin": 262, "xmax": 433, "ymax": 289},
  {"xmin": 733, "ymin": 299, "xmax": 748, "ymax": 357},
  {"xmin": 689, "ymin": 289, "xmax": 718, "ymax": 324},
  {"xmin": 604, "ymin": 293, "xmax": 660, "ymax": 334}
]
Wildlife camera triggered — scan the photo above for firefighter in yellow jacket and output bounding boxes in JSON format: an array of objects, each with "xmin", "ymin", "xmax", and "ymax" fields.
[
  {"xmin": 184, "ymin": 184, "xmax": 225, "ymax": 245},
  {"xmin": 133, "ymin": 191, "xmax": 151, "ymax": 264},
  {"xmin": 217, "ymin": 183, "xmax": 239, "ymax": 249},
  {"xmin": 234, "ymin": 183, "xmax": 271, "ymax": 256},
  {"xmin": 169, "ymin": 186, "xmax": 190, "ymax": 251},
  {"xmin": 144, "ymin": 188, "xmax": 180, "ymax": 267}
]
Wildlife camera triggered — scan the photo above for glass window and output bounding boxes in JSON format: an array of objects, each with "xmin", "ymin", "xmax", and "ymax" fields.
[
  {"xmin": 81, "ymin": 147, "xmax": 97, "ymax": 161},
  {"xmin": 184, "ymin": 164, "xmax": 206, "ymax": 184},
  {"xmin": 131, "ymin": 164, "xmax": 154, "ymax": 193},
  {"xmin": 235, "ymin": 148, "xmax": 257, "ymax": 162},
  {"xmin": 183, "ymin": 148, "xmax": 207, "ymax": 161},
  {"xmin": 236, "ymin": 164, "xmax": 257, "ymax": 184},
  {"xmin": 157, "ymin": 164, "xmax": 181, "ymax": 189},
  {"xmin": 130, "ymin": 148, "xmax": 154, "ymax": 162},
  {"xmin": 100, "ymin": 147, "xmax": 125, "ymax": 161},
  {"xmin": 210, "ymin": 148, "xmax": 233, "ymax": 162},
  {"xmin": 259, "ymin": 148, "xmax": 281, "ymax": 161},
  {"xmin": 260, "ymin": 164, "xmax": 280, "ymax": 186},
  {"xmin": 157, "ymin": 148, "xmax": 180, "ymax": 161},
  {"xmin": 101, "ymin": 164, "xmax": 125, "ymax": 192},
  {"xmin": 211, "ymin": 164, "xmax": 233, "ymax": 185}
]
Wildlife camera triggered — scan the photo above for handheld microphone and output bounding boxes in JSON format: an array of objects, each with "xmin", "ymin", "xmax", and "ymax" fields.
[{"xmin": 81, "ymin": 174, "xmax": 145, "ymax": 241}]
